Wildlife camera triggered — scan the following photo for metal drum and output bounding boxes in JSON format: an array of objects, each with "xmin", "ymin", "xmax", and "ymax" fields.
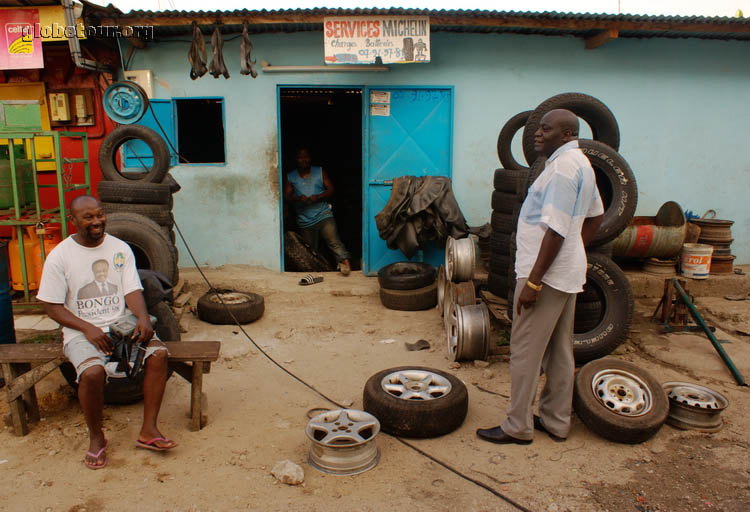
[
  {"xmin": 662, "ymin": 382, "xmax": 728, "ymax": 432},
  {"xmin": 446, "ymin": 236, "xmax": 475, "ymax": 282},
  {"xmin": 446, "ymin": 302, "xmax": 490, "ymax": 362},
  {"xmin": 612, "ymin": 201, "xmax": 687, "ymax": 259},
  {"xmin": 306, "ymin": 409, "xmax": 381, "ymax": 475}
]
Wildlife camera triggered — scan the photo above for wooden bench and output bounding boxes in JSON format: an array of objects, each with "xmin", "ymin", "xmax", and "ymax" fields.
[{"xmin": 0, "ymin": 341, "xmax": 221, "ymax": 436}]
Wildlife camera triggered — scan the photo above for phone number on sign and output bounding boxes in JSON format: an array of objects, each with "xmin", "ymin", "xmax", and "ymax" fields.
[{"xmin": 358, "ymin": 48, "xmax": 402, "ymax": 59}]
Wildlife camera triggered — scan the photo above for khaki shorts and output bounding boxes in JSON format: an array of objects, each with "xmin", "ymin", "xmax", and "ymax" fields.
[{"xmin": 63, "ymin": 333, "xmax": 168, "ymax": 382}]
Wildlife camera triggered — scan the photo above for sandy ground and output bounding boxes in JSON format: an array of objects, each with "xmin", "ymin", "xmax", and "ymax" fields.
[{"xmin": 2, "ymin": 266, "xmax": 750, "ymax": 512}]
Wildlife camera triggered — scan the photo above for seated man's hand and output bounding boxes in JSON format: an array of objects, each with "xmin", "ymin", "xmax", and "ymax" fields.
[
  {"xmin": 132, "ymin": 316, "xmax": 154, "ymax": 344},
  {"xmin": 83, "ymin": 325, "xmax": 113, "ymax": 355}
]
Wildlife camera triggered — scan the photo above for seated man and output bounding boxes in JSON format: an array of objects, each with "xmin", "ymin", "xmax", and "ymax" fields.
[
  {"xmin": 38, "ymin": 195, "xmax": 176, "ymax": 470},
  {"xmin": 284, "ymin": 147, "xmax": 352, "ymax": 275}
]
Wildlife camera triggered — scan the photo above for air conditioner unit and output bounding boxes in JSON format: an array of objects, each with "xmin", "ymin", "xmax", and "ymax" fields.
[{"xmin": 123, "ymin": 69, "xmax": 154, "ymax": 98}]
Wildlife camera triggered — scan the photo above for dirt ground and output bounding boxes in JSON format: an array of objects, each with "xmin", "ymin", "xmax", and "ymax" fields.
[{"xmin": 2, "ymin": 266, "xmax": 749, "ymax": 512}]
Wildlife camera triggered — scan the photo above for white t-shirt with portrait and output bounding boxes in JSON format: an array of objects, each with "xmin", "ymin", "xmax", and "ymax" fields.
[{"xmin": 37, "ymin": 234, "xmax": 143, "ymax": 345}]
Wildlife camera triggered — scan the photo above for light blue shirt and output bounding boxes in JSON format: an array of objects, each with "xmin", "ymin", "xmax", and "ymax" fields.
[
  {"xmin": 515, "ymin": 140, "xmax": 604, "ymax": 293},
  {"xmin": 287, "ymin": 166, "xmax": 334, "ymax": 228}
]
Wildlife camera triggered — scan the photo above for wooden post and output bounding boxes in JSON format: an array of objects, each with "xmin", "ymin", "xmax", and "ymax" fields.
[
  {"xmin": 2, "ymin": 363, "xmax": 29, "ymax": 436},
  {"xmin": 18, "ymin": 363, "xmax": 40, "ymax": 423},
  {"xmin": 190, "ymin": 362, "xmax": 204, "ymax": 432}
]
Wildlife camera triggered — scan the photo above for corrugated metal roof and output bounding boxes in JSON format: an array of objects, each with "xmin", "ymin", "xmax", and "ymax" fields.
[
  {"xmin": 95, "ymin": 7, "xmax": 750, "ymax": 42},
  {"xmin": 0, "ymin": 0, "xmax": 61, "ymax": 7}
]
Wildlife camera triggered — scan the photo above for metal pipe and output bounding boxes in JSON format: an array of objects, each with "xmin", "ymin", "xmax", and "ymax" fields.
[
  {"xmin": 672, "ymin": 278, "xmax": 747, "ymax": 386},
  {"xmin": 62, "ymin": 0, "xmax": 112, "ymax": 73}
]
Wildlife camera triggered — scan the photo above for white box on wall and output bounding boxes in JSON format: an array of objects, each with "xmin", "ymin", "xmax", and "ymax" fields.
[{"xmin": 123, "ymin": 69, "xmax": 154, "ymax": 98}]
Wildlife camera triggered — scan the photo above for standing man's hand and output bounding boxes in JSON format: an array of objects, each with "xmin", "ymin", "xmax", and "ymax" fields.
[
  {"xmin": 516, "ymin": 284, "xmax": 539, "ymax": 316},
  {"xmin": 83, "ymin": 325, "xmax": 113, "ymax": 355}
]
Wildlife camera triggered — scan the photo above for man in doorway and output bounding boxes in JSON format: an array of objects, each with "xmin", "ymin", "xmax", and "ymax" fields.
[
  {"xmin": 284, "ymin": 147, "xmax": 352, "ymax": 275},
  {"xmin": 38, "ymin": 195, "xmax": 176, "ymax": 470},
  {"xmin": 476, "ymin": 109, "xmax": 604, "ymax": 444}
]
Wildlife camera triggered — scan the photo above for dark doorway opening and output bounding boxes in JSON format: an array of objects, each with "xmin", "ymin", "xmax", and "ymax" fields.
[
  {"xmin": 175, "ymin": 98, "xmax": 225, "ymax": 164},
  {"xmin": 280, "ymin": 88, "xmax": 363, "ymax": 271}
]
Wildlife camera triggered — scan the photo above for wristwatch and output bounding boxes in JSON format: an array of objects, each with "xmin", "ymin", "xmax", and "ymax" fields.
[{"xmin": 526, "ymin": 280, "xmax": 543, "ymax": 292}]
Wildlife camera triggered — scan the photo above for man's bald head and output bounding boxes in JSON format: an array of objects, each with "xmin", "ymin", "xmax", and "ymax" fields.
[
  {"xmin": 69, "ymin": 195, "xmax": 101, "ymax": 216},
  {"xmin": 534, "ymin": 109, "xmax": 579, "ymax": 157}
]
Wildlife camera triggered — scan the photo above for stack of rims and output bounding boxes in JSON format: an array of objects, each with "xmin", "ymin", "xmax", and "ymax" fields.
[{"xmin": 690, "ymin": 210, "xmax": 735, "ymax": 274}]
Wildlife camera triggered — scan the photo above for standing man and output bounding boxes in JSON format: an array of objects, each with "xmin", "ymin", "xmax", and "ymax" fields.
[
  {"xmin": 284, "ymin": 147, "xmax": 352, "ymax": 275},
  {"xmin": 38, "ymin": 195, "xmax": 176, "ymax": 470},
  {"xmin": 477, "ymin": 109, "xmax": 604, "ymax": 444}
]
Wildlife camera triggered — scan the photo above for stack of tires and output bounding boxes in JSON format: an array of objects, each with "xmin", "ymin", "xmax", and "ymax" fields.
[
  {"xmin": 378, "ymin": 262, "xmax": 437, "ymax": 311},
  {"xmin": 493, "ymin": 93, "xmax": 638, "ymax": 364},
  {"xmin": 97, "ymin": 125, "xmax": 180, "ymax": 285}
]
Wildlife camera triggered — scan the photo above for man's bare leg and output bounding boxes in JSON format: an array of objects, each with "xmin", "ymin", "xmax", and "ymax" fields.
[
  {"xmin": 78, "ymin": 363, "xmax": 107, "ymax": 466},
  {"xmin": 138, "ymin": 344, "xmax": 176, "ymax": 449}
]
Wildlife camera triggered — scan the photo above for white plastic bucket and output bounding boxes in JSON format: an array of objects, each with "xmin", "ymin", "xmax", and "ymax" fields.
[{"xmin": 680, "ymin": 243, "xmax": 713, "ymax": 279}]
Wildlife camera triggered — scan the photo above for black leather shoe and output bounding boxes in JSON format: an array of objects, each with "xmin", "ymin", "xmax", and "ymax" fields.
[
  {"xmin": 533, "ymin": 415, "xmax": 566, "ymax": 443},
  {"xmin": 476, "ymin": 426, "xmax": 532, "ymax": 445}
]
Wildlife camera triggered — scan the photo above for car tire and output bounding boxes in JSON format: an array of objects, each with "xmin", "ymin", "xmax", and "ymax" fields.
[
  {"xmin": 105, "ymin": 212, "xmax": 178, "ymax": 284},
  {"xmin": 98, "ymin": 181, "xmax": 171, "ymax": 205},
  {"xmin": 379, "ymin": 283, "xmax": 437, "ymax": 311},
  {"xmin": 102, "ymin": 202, "xmax": 173, "ymax": 228},
  {"xmin": 363, "ymin": 366, "xmax": 468, "ymax": 438},
  {"xmin": 284, "ymin": 231, "xmax": 334, "ymax": 272},
  {"xmin": 99, "ymin": 125, "xmax": 170, "ymax": 183},
  {"xmin": 490, "ymin": 211, "xmax": 516, "ymax": 234},
  {"xmin": 490, "ymin": 191, "xmax": 517, "ymax": 213},
  {"xmin": 573, "ymin": 358, "xmax": 669, "ymax": 444},
  {"xmin": 378, "ymin": 262, "xmax": 436, "ymax": 291},
  {"xmin": 493, "ymin": 168, "xmax": 528, "ymax": 194},
  {"xmin": 497, "ymin": 110, "xmax": 532, "ymax": 170},
  {"xmin": 522, "ymin": 93, "xmax": 620, "ymax": 165},
  {"xmin": 573, "ymin": 253, "xmax": 634, "ymax": 364},
  {"xmin": 197, "ymin": 289, "xmax": 265, "ymax": 325}
]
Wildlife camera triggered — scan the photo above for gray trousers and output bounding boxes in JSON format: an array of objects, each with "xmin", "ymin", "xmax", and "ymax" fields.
[
  {"xmin": 501, "ymin": 278, "xmax": 576, "ymax": 440},
  {"xmin": 300, "ymin": 217, "xmax": 350, "ymax": 263}
]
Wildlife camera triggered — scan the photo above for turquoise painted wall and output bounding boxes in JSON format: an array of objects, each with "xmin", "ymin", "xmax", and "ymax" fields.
[{"xmin": 128, "ymin": 31, "xmax": 750, "ymax": 268}]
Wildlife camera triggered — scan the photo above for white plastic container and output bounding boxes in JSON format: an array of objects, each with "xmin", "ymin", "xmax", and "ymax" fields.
[{"xmin": 680, "ymin": 243, "xmax": 713, "ymax": 279}]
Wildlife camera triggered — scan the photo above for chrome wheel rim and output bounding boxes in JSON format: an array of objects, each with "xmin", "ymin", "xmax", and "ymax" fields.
[
  {"xmin": 380, "ymin": 370, "xmax": 452, "ymax": 400},
  {"xmin": 306, "ymin": 409, "xmax": 380, "ymax": 475},
  {"xmin": 591, "ymin": 369, "xmax": 653, "ymax": 417},
  {"xmin": 437, "ymin": 265, "xmax": 446, "ymax": 315}
]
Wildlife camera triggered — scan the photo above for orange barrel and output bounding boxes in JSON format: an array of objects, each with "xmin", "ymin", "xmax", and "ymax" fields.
[
  {"xmin": 32, "ymin": 224, "xmax": 63, "ymax": 280},
  {"xmin": 9, "ymin": 225, "xmax": 40, "ymax": 290},
  {"xmin": 612, "ymin": 201, "xmax": 687, "ymax": 259}
]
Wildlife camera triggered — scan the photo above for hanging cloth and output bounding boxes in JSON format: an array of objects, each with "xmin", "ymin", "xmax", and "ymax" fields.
[
  {"xmin": 187, "ymin": 21, "xmax": 207, "ymax": 80},
  {"xmin": 209, "ymin": 25, "xmax": 230, "ymax": 79},
  {"xmin": 240, "ymin": 21, "xmax": 258, "ymax": 78}
]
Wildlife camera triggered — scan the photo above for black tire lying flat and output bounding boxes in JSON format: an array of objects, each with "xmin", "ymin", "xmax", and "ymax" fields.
[
  {"xmin": 489, "ymin": 254, "xmax": 512, "ymax": 276},
  {"xmin": 573, "ymin": 358, "xmax": 669, "ymax": 444},
  {"xmin": 102, "ymin": 202, "xmax": 173, "ymax": 227},
  {"xmin": 487, "ymin": 271, "xmax": 509, "ymax": 298},
  {"xmin": 59, "ymin": 300, "xmax": 180, "ymax": 405},
  {"xmin": 489, "ymin": 231, "xmax": 512, "ymax": 256},
  {"xmin": 578, "ymin": 140, "xmax": 638, "ymax": 247},
  {"xmin": 493, "ymin": 168, "xmax": 528, "ymax": 194},
  {"xmin": 98, "ymin": 181, "xmax": 171, "ymax": 205},
  {"xmin": 490, "ymin": 191, "xmax": 517, "ymax": 213},
  {"xmin": 99, "ymin": 125, "xmax": 170, "ymax": 183},
  {"xmin": 573, "ymin": 253, "xmax": 633, "ymax": 364},
  {"xmin": 105, "ymin": 212, "xmax": 178, "ymax": 284},
  {"xmin": 284, "ymin": 231, "xmax": 333, "ymax": 272},
  {"xmin": 363, "ymin": 366, "xmax": 468, "ymax": 438},
  {"xmin": 521, "ymin": 93, "xmax": 620, "ymax": 166},
  {"xmin": 518, "ymin": 157, "xmax": 546, "ymax": 202},
  {"xmin": 379, "ymin": 282, "xmax": 437, "ymax": 311},
  {"xmin": 490, "ymin": 211, "xmax": 516, "ymax": 234},
  {"xmin": 378, "ymin": 262, "xmax": 436, "ymax": 291},
  {"xmin": 197, "ymin": 289, "xmax": 264, "ymax": 325},
  {"xmin": 497, "ymin": 111, "xmax": 532, "ymax": 170}
]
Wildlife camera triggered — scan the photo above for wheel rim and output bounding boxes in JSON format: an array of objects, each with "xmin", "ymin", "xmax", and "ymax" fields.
[
  {"xmin": 437, "ymin": 265, "xmax": 446, "ymax": 315},
  {"xmin": 662, "ymin": 382, "xmax": 729, "ymax": 432},
  {"xmin": 380, "ymin": 370, "xmax": 452, "ymax": 400},
  {"xmin": 591, "ymin": 368, "xmax": 653, "ymax": 416},
  {"xmin": 209, "ymin": 292, "xmax": 249, "ymax": 305},
  {"xmin": 103, "ymin": 81, "xmax": 149, "ymax": 124},
  {"xmin": 306, "ymin": 409, "xmax": 380, "ymax": 475}
]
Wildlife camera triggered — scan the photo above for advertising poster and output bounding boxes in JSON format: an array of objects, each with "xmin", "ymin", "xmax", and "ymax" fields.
[
  {"xmin": 0, "ymin": 9, "xmax": 43, "ymax": 70},
  {"xmin": 324, "ymin": 16, "xmax": 430, "ymax": 65}
]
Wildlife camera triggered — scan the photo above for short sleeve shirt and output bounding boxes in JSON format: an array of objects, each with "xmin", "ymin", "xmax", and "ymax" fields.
[
  {"xmin": 37, "ymin": 234, "xmax": 143, "ymax": 344},
  {"xmin": 514, "ymin": 140, "xmax": 604, "ymax": 293}
]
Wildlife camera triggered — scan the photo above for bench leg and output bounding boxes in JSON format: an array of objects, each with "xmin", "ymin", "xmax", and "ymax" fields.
[
  {"xmin": 190, "ymin": 362, "xmax": 204, "ymax": 432},
  {"xmin": 2, "ymin": 363, "xmax": 29, "ymax": 436},
  {"xmin": 19, "ymin": 363, "xmax": 40, "ymax": 424}
]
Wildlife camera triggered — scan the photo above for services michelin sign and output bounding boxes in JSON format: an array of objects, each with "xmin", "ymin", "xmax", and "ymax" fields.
[{"xmin": 324, "ymin": 16, "xmax": 430, "ymax": 65}]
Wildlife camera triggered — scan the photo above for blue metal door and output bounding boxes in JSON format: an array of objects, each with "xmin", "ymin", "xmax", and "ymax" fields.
[{"xmin": 363, "ymin": 87, "xmax": 453, "ymax": 275}]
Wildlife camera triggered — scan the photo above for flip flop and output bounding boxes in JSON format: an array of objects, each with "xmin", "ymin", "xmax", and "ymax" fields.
[
  {"xmin": 84, "ymin": 440, "xmax": 108, "ymax": 470},
  {"xmin": 299, "ymin": 274, "xmax": 324, "ymax": 286},
  {"xmin": 136, "ymin": 437, "xmax": 177, "ymax": 452}
]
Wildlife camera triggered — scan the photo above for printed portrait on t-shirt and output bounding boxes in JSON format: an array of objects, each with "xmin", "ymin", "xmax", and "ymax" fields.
[{"xmin": 76, "ymin": 259, "xmax": 119, "ymax": 300}]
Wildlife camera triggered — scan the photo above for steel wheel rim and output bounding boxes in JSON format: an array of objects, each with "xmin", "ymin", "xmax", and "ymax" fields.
[
  {"xmin": 663, "ymin": 382, "xmax": 727, "ymax": 410},
  {"xmin": 380, "ymin": 369, "xmax": 452, "ymax": 400},
  {"xmin": 306, "ymin": 409, "xmax": 381, "ymax": 475},
  {"xmin": 446, "ymin": 302, "xmax": 459, "ymax": 359},
  {"xmin": 437, "ymin": 265, "xmax": 446, "ymax": 315},
  {"xmin": 209, "ymin": 292, "xmax": 250, "ymax": 305},
  {"xmin": 446, "ymin": 237, "xmax": 455, "ymax": 281},
  {"xmin": 591, "ymin": 369, "xmax": 653, "ymax": 417}
]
